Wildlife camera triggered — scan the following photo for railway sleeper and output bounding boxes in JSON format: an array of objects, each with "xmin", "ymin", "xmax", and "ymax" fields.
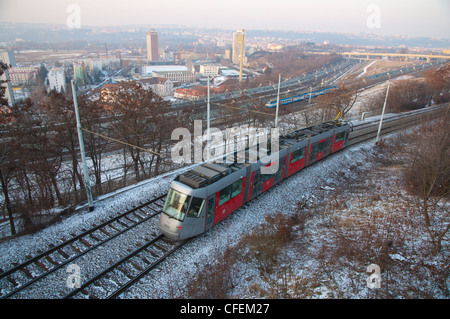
[
  {"xmin": 152, "ymin": 204, "xmax": 163, "ymax": 211},
  {"xmin": 6, "ymin": 275, "xmax": 19, "ymax": 287},
  {"xmin": 153, "ymin": 200, "xmax": 164, "ymax": 208},
  {"xmin": 87, "ymin": 291, "xmax": 99, "ymax": 299},
  {"xmin": 34, "ymin": 260, "xmax": 49, "ymax": 272},
  {"xmin": 98, "ymin": 227, "xmax": 111, "ymax": 237},
  {"xmin": 124, "ymin": 215, "xmax": 137, "ymax": 224},
  {"xmin": 161, "ymin": 237, "xmax": 177, "ymax": 245},
  {"xmin": 148, "ymin": 250, "xmax": 161, "ymax": 259},
  {"xmin": 45, "ymin": 255, "xmax": 59, "ymax": 266},
  {"xmin": 80, "ymin": 288, "xmax": 91, "ymax": 298},
  {"xmin": 132, "ymin": 212, "xmax": 145, "ymax": 220},
  {"xmin": 78, "ymin": 237, "xmax": 92, "ymax": 248},
  {"xmin": 141, "ymin": 256, "xmax": 152, "ymax": 265},
  {"xmin": 17, "ymin": 266, "xmax": 34, "ymax": 280},
  {"xmin": 116, "ymin": 219, "xmax": 130, "ymax": 229},
  {"xmin": 107, "ymin": 223, "xmax": 121, "ymax": 233},
  {"xmin": 104, "ymin": 277, "xmax": 121, "ymax": 289},
  {"xmin": 89, "ymin": 233, "xmax": 102, "ymax": 242},
  {"xmin": 130, "ymin": 261, "xmax": 144, "ymax": 271},
  {"xmin": 57, "ymin": 249, "xmax": 70, "ymax": 259},
  {"xmin": 117, "ymin": 266, "xmax": 135, "ymax": 280},
  {"xmin": 153, "ymin": 243, "xmax": 168, "ymax": 253},
  {"xmin": 69, "ymin": 243, "xmax": 82, "ymax": 254},
  {"xmin": 138, "ymin": 208, "xmax": 151, "ymax": 217}
]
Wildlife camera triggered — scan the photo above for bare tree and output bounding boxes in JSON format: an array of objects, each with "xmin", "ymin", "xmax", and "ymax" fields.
[
  {"xmin": 405, "ymin": 116, "xmax": 450, "ymax": 255},
  {"xmin": 365, "ymin": 79, "xmax": 431, "ymax": 114},
  {"xmin": 101, "ymin": 81, "xmax": 173, "ymax": 182},
  {"xmin": 0, "ymin": 62, "xmax": 17, "ymax": 235},
  {"xmin": 39, "ymin": 90, "xmax": 86, "ymax": 202},
  {"xmin": 423, "ymin": 64, "xmax": 450, "ymax": 104},
  {"xmin": 315, "ymin": 83, "xmax": 361, "ymax": 120},
  {"xmin": 77, "ymin": 94, "xmax": 109, "ymax": 194}
]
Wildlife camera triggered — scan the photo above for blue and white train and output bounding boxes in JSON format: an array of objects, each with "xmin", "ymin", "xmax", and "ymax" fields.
[{"xmin": 265, "ymin": 86, "xmax": 337, "ymax": 108}]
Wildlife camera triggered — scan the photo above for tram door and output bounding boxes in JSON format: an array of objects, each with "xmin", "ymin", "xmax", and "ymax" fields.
[
  {"xmin": 252, "ymin": 170, "xmax": 263, "ymax": 199},
  {"xmin": 206, "ymin": 195, "xmax": 216, "ymax": 230}
]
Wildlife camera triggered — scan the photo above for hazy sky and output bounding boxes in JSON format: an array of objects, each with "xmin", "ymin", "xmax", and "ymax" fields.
[{"xmin": 1, "ymin": 0, "xmax": 449, "ymax": 39}]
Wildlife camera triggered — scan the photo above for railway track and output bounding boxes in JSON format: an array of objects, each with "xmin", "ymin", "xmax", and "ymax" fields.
[
  {"xmin": 63, "ymin": 234, "xmax": 189, "ymax": 299},
  {"xmin": 348, "ymin": 104, "xmax": 448, "ymax": 146},
  {"xmin": 0, "ymin": 193, "xmax": 167, "ymax": 299},
  {"xmin": 0, "ymin": 104, "xmax": 446, "ymax": 299}
]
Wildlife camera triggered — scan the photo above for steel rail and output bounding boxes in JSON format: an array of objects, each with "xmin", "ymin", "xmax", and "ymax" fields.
[{"xmin": 0, "ymin": 193, "xmax": 167, "ymax": 298}]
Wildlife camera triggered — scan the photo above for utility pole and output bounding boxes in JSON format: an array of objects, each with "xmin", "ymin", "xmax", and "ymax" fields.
[
  {"xmin": 206, "ymin": 75, "xmax": 211, "ymax": 162},
  {"xmin": 376, "ymin": 81, "xmax": 390, "ymax": 144},
  {"xmin": 71, "ymin": 80, "xmax": 94, "ymax": 211},
  {"xmin": 274, "ymin": 73, "xmax": 281, "ymax": 128}
]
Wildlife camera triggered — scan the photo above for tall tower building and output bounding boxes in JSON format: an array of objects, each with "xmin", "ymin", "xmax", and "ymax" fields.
[
  {"xmin": 146, "ymin": 30, "xmax": 159, "ymax": 61},
  {"xmin": 0, "ymin": 49, "xmax": 16, "ymax": 67},
  {"xmin": 232, "ymin": 29, "xmax": 245, "ymax": 65}
]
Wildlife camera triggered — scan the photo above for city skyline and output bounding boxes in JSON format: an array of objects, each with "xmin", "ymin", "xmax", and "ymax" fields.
[{"xmin": 0, "ymin": 0, "xmax": 449, "ymax": 40}]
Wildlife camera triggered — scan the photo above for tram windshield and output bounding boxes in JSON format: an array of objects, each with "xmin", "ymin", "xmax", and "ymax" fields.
[{"xmin": 162, "ymin": 188, "xmax": 191, "ymax": 221}]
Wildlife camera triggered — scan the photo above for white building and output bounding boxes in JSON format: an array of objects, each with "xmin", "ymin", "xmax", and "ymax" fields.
[
  {"xmin": 47, "ymin": 67, "xmax": 67, "ymax": 93},
  {"xmin": 141, "ymin": 65, "xmax": 188, "ymax": 76},
  {"xmin": 88, "ymin": 60, "xmax": 103, "ymax": 74},
  {"xmin": 151, "ymin": 71, "xmax": 195, "ymax": 84},
  {"xmin": 140, "ymin": 77, "xmax": 173, "ymax": 97},
  {"xmin": 8, "ymin": 67, "xmax": 39, "ymax": 86},
  {"xmin": 199, "ymin": 64, "xmax": 221, "ymax": 77}
]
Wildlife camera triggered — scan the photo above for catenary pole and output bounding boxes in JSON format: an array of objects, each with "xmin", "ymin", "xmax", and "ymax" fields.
[
  {"xmin": 274, "ymin": 73, "xmax": 281, "ymax": 128},
  {"xmin": 376, "ymin": 81, "xmax": 390, "ymax": 144},
  {"xmin": 71, "ymin": 80, "xmax": 94, "ymax": 211},
  {"xmin": 207, "ymin": 75, "xmax": 211, "ymax": 162}
]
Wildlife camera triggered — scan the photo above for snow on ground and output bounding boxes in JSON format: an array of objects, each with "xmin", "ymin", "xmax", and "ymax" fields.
[
  {"xmin": 1, "ymin": 107, "xmax": 446, "ymax": 299},
  {"xmin": 126, "ymin": 142, "xmax": 379, "ymax": 299},
  {"xmin": 357, "ymin": 60, "xmax": 377, "ymax": 78},
  {"xmin": 0, "ymin": 123, "xmax": 447, "ymax": 299},
  {"xmin": 0, "ymin": 129, "xmax": 374, "ymax": 298}
]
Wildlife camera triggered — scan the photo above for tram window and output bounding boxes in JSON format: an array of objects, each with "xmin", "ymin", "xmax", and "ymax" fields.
[
  {"xmin": 318, "ymin": 138, "xmax": 330, "ymax": 154},
  {"xmin": 291, "ymin": 150, "xmax": 298, "ymax": 163},
  {"xmin": 261, "ymin": 173, "xmax": 270, "ymax": 183},
  {"xmin": 187, "ymin": 197, "xmax": 204, "ymax": 218},
  {"xmin": 162, "ymin": 188, "xmax": 191, "ymax": 221},
  {"xmin": 219, "ymin": 185, "xmax": 232, "ymax": 206},
  {"xmin": 231, "ymin": 179, "xmax": 243, "ymax": 198},
  {"xmin": 291, "ymin": 148, "xmax": 306, "ymax": 164},
  {"xmin": 335, "ymin": 131, "xmax": 346, "ymax": 142}
]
